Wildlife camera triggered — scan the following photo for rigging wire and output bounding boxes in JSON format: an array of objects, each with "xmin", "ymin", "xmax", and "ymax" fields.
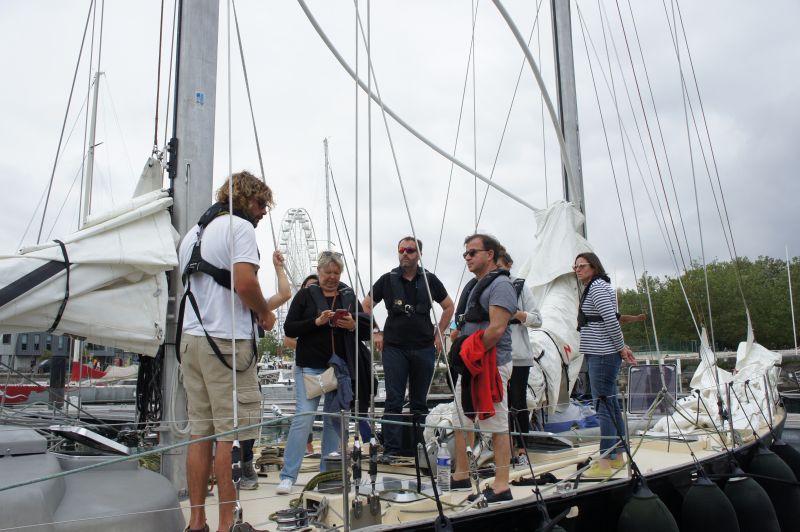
[
  {"xmin": 152, "ymin": 0, "xmax": 166, "ymax": 150},
  {"xmin": 432, "ymin": 1, "xmax": 480, "ymax": 273},
  {"xmin": 624, "ymin": 0, "xmax": 695, "ymax": 271},
  {"xmin": 160, "ymin": 0, "xmax": 179, "ymax": 157},
  {"xmin": 612, "ymin": 0, "xmax": 691, "ymax": 277},
  {"xmin": 36, "ymin": 1, "xmax": 95, "ymax": 245},
  {"xmin": 231, "ymin": 0, "xmax": 279, "ymax": 252},
  {"xmin": 297, "ymin": 0, "xmax": 539, "ymax": 214},
  {"xmin": 472, "ymin": 0, "xmax": 479, "ymax": 228},
  {"xmin": 575, "ymin": 5, "xmax": 652, "ymax": 358},
  {"xmin": 673, "ymin": 0, "xmax": 748, "ymax": 307}
]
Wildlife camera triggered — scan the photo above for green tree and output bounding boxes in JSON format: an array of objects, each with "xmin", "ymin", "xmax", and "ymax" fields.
[{"xmin": 257, "ymin": 330, "xmax": 283, "ymax": 359}]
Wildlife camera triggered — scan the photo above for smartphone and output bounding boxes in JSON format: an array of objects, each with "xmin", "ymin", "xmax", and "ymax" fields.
[{"xmin": 333, "ymin": 309, "xmax": 349, "ymax": 320}]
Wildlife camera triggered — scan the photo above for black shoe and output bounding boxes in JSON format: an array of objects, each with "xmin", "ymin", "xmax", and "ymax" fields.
[
  {"xmin": 378, "ymin": 453, "xmax": 397, "ymax": 465},
  {"xmin": 467, "ymin": 487, "xmax": 513, "ymax": 503},
  {"xmin": 450, "ymin": 477, "xmax": 472, "ymax": 490}
]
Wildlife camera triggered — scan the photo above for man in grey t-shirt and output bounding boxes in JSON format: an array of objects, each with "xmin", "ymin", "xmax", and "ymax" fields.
[{"xmin": 449, "ymin": 233, "xmax": 517, "ymax": 504}]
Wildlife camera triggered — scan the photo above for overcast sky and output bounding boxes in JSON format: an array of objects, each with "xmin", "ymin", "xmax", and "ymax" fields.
[{"xmin": 1, "ymin": 0, "xmax": 798, "ymax": 312}]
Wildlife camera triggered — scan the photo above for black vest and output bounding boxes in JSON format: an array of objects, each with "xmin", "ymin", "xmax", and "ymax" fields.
[
  {"xmin": 455, "ymin": 268, "xmax": 510, "ymax": 327},
  {"xmin": 387, "ymin": 267, "xmax": 433, "ymax": 317},
  {"xmin": 508, "ymin": 277, "xmax": 526, "ymax": 325},
  {"xmin": 308, "ymin": 283, "xmax": 356, "ymax": 314}
]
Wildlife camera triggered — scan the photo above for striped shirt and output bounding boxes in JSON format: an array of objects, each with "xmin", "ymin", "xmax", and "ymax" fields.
[{"xmin": 578, "ymin": 278, "xmax": 625, "ymax": 356}]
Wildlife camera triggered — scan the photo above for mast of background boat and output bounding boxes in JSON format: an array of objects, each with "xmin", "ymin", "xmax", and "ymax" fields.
[
  {"xmin": 324, "ymin": 137, "xmax": 332, "ymax": 249},
  {"xmin": 162, "ymin": 0, "xmax": 220, "ymax": 493},
  {"xmin": 550, "ymin": 0, "xmax": 584, "ymax": 225},
  {"xmin": 788, "ymin": 246, "xmax": 798, "ymax": 357}
]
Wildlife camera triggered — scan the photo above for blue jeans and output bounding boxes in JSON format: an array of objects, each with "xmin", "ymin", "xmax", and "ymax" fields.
[
  {"xmin": 279, "ymin": 366, "xmax": 341, "ymax": 482},
  {"xmin": 381, "ymin": 345, "xmax": 435, "ymax": 453},
  {"xmin": 586, "ymin": 353, "xmax": 625, "ymax": 456}
]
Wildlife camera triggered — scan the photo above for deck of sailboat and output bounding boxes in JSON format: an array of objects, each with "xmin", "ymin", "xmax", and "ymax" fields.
[{"xmin": 181, "ymin": 408, "xmax": 784, "ymax": 530}]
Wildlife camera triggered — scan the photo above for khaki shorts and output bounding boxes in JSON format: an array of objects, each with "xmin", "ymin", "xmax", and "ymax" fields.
[
  {"xmin": 180, "ymin": 334, "xmax": 262, "ymax": 441},
  {"xmin": 453, "ymin": 361, "xmax": 512, "ymax": 433}
]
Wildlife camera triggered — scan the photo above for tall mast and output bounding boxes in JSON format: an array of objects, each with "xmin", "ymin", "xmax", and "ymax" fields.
[
  {"xmin": 80, "ymin": 71, "xmax": 103, "ymax": 228},
  {"xmin": 551, "ymin": 0, "xmax": 585, "ymax": 225},
  {"xmin": 162, "ymin": 0, "xmax": 220, "ymax": 493},
  {"xmin": 324, "ymin": 137, "xmax": 332, "ymax": 249}
]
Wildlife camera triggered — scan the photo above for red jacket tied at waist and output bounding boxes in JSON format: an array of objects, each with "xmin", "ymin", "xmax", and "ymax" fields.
[{"xmin": 459, "ymin": 330, "xmax": 503, "ymax": 420}]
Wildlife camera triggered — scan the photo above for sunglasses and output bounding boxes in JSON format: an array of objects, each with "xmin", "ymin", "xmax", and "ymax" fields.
[
  {"xmin": 398, "ymin": 247, "xmax": 417, "ymax": 255},
  {"xmin": 573, "ymin": 263, "xmax": 591, "ymax": 271},
  {"xmin": 462, "ymin": 248, "xmax": 487, "ymax": 259}
]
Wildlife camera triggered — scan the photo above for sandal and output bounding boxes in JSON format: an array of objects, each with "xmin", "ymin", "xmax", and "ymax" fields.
[{"xmin": 184, "ymin": 524, "xmax": 209, "ymax": 532}]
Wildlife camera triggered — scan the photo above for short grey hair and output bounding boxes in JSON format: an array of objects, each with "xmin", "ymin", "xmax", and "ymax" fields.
[{"xmin": 317, "ymin": 250, "xmax": 344, "ymax": 272}]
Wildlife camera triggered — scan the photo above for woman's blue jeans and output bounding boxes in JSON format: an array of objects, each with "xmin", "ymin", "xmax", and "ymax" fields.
[
  {"xmin": 586, "ymin": 353, "xmax": 625, "ymax": 457},
  {"xmin": 279, "ymin": 366, "xmax": 341, "ymax": 482}
]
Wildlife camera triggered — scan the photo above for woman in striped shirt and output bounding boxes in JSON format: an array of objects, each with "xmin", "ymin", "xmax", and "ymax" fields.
[{"xmin": 574, "ymin": 252, "xmax": 636, "ymax": 477}]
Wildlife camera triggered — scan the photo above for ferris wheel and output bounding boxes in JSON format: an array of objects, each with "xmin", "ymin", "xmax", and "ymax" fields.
[{"xmin": 278, "ymin": 208, "xmax": 319, "ymax": 293}]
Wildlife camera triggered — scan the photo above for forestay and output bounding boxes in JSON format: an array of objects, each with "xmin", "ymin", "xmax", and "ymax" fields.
[{"xmin": 0, "ymin": 168, "xmax": 178, "ymax": 356}]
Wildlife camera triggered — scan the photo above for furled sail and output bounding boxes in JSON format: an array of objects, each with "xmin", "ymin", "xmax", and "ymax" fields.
[
  {"xmin": 517, "ymin": 201, "xmax": 593, "ymax": 414},
  {"xmin": 0, "ymin": 174, "xmax": 178, "ymax": 356}
]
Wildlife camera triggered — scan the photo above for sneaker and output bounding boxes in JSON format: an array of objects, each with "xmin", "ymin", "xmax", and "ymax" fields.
[
  {"xmin": 583, "ymin": 462, "xmax": 613, "ymax": 478},
  {"xmin": 450, "ymin": 477, "xmax": 472, "ymax": 490},
  {"xmin": 378, "ymin": 453, "xmax": 397, "ymax": 465},
  {"xmin": 239, "ymin": 461, "xmax": 259, "ymax": 490},
  {"xmin": 609, "ymin": 456, "xmax": 626, "ymax": 469},
  {"xmin": 276, "ymin": 478, "xmax": 294, "ymax": 495},
  {"xmin": 467, "ymin": 487, "xmax": 513, "ymax": 503}
]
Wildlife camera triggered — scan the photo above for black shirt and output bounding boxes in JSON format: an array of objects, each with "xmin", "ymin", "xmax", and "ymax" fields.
[
  {"xmin": 372, "ymin": 268, "xmax": 448, "ymax": 349},
  {"xmin": 283, "ymin": 287, "xmax": 366, "ymax": 369}
]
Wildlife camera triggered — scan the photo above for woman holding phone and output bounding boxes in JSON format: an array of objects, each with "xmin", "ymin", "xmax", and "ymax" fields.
[{"xmin": 276, "ymin": 251, "xmax": 371, "ymax": 494}]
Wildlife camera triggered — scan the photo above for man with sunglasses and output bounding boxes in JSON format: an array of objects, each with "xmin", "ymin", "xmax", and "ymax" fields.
[
  {"xmin": 363, "ymin": 236, "xmax": 454, "ymax": 464},
  {"xmin": 450, "ymin": 233, "xmax": 518, "ymax": 503}
]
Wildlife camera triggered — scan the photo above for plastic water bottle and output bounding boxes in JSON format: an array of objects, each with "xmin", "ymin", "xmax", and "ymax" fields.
[{"xmin": 436, "ymin": 443, "xmax": 451, "ymax": 492}]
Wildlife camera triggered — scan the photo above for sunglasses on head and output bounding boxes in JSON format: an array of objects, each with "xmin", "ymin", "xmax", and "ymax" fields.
[
  {"xmin": 398, "ymin": 247, "xmax": 417, "ymax": 255},
  {"xmin": 462, "ymin": 248, "xmax": 487, "ymax": 259}
]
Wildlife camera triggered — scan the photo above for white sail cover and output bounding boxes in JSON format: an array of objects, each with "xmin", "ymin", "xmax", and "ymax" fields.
[
  {"xmin": 0, "ymin": 188, "xmax": 178, "ymax": 356},
  {"xmin": 653, "ymin": 318, "xmax": 781, "ymax": 435},
  {"xmin": 517, "ymin": 201, "xmax": 593, "ymax": 414}
]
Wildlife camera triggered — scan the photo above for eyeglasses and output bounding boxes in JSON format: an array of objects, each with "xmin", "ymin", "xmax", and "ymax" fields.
[
  {"xmin": 462, "ymin": 249, "xmax": 487, "ymax": 259},
  {"xmin": 573, "ymin": 263, "xmax": 591, "ymax": 271},
  {"xmin": 398, "ymin": 247, "xmax": 417, "ymax": 255}
]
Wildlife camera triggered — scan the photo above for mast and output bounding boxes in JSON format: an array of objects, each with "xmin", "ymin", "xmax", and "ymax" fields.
[
  {"xmin": 162, "ymin": 0, "xmax": 220, "ymax": 493},
  {"xmin": 324, "ymin": 137, "xmax": 332, "ymax": 249},
  {"xmin": 81, "ymin": 71, "xmax": 103, "ymax": 228},
  {"xmin": 551, "ymin": 0, "xmax": 585, "ymax": 224}
]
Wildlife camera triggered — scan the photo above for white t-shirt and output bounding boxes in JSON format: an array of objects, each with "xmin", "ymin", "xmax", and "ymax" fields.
[{"xmin": 178, "ymin": 215, "xmax": 260, "ymax": 339}]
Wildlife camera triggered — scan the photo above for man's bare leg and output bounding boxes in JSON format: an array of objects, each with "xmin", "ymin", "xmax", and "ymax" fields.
[
  {"xmin": 215, "ymin": 440, "xmax": 235, "ymax": 532},
  {"xmin": 187, "ymin": 436, "xmax": 212, "ymax": 530},
  {"xmin": 492, "ymin": 433, "xmax": 511, "ymax": 493},
  {"xmin": 452, "ymin": 429, "xmax": 475, "ymax": 482}
]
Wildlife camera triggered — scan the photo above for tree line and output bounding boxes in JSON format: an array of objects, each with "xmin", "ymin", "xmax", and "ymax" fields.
[{"xmin": 617, "ymin": 256, "xmax": 799, "ymax": 352}]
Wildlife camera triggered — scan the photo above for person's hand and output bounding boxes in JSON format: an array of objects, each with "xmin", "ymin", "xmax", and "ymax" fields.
[
  {"xmin": 635, "ymin": 313, "xmax": 646, "ymax": 322},
  {"xmin": 373, "ymin": 331, "xmax": 384, "ymax": 352},
  {"xmin": 334, "ymin": 312, "xmax": 356, "ymax": 331},
  {"xmin": 272, "ymin": 250, "xmax": 285, "ymax": 269},
  {"xmin": 315, "ymin": 309, "xmax": 336, "ymax": 327},
  {"xmin": 259, "ymin": 311, "xmax": 277, "ymax": 331},
  {"xmin": 434, "ymin": 332, "xmax": 443, "ymax": 354},
  {"xmin": 514, "ymin": 310, "xmax": 527, "ymax": 322},
  {"xmin": 621, "ymin": 345, "xmax": 637, "ymax": 365},
  {"xmin": 449, "ymin": 329, "xmax": 460, "ymax": 342}
]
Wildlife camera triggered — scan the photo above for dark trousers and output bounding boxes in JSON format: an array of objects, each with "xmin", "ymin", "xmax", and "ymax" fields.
[
  {"xmin": 241, "ymin": 438, "xmax": 254, "ymax": 463},
  {"xmin": 507, "ymin": 365, "xmax": 531, "ymax": 450},
  {"xmin": 381, "ymin": 344, "xmax": 436, "ymax": 453}
]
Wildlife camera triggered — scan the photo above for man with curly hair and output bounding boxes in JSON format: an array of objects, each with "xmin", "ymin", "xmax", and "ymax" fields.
[{"xmin": 178, "ymin": 171, "xmax": 289, "ymax": 532}]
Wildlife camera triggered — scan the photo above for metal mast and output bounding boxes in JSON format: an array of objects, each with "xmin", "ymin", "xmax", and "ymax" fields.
[
  {"xmin": 162, "ymin": 0, "xmax": 220, "ymax": 493},
  {"xmin": 324, "ymin": 137, "xmax": 332, "ymax": 249},
  {"xmin": 551, "ymin": 0, "xmax": 585, "ymax": 223}
]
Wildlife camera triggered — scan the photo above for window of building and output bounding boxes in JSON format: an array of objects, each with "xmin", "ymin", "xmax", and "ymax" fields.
[
  {"xmin": 57, "ymin": 336, "xmax": 65, "ymax": 349},
  {"xmin": 33, "ymin": 334, "xmax": 40, "ymax": 351},
  {"xmin": 46, "ymin": 335, "xmax": 52, "ymax": 351},
  {"xmin": 1, "ymin": 334, "xmax": 10, "ymax": 344},
  {"xmin": 20, "ymin": 334, "xmax": 28, "ymax": 350}
]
